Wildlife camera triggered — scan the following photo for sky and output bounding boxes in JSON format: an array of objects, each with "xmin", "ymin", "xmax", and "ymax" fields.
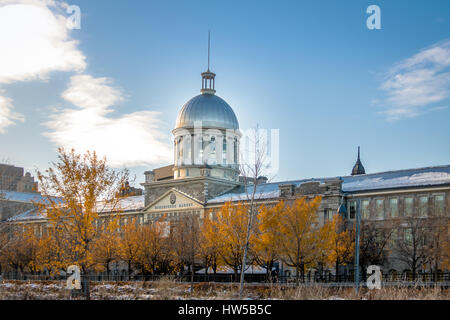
[{"xmin": 0, "ymin": 0, "xmax": 449, "ymax": 187}]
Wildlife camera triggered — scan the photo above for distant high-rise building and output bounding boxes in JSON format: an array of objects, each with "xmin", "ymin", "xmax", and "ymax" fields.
[{"xmin": 0, "ymin": 164, "xmax": 38, "ymax": 193}]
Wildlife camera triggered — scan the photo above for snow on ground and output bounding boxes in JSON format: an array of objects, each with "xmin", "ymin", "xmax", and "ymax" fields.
[{"xmin": 0, "ymin": 280, "xmax": 448, "ymax": 300}]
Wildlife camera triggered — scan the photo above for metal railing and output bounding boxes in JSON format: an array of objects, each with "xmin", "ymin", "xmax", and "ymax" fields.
[{"xmin": 1, "ymin": 271, "xmax": 449, "ymax": 287}]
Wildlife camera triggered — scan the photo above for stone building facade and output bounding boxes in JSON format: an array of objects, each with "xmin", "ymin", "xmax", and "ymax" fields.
[{"xmin": 5, "ymin": 67, "xmax": 450, "ymax": 277}]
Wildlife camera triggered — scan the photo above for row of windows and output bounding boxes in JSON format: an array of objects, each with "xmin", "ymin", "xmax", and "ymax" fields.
[
  {"xmin": 390, "ymin": 228, "xmax": 428, "ymax": 247},
  {"xmin": 175, "ymin": 135, "xmax": 239, "ymax": 167},
  {"xmin": 325, "ymin": 194, "xmax": 446, "ymax": 222},
  {"xmin": 347, "ymin": 195, "xmax": 445, "ymax": 220}
]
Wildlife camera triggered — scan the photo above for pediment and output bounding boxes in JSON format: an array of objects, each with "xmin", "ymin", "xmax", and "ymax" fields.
[{"xmin": 144, "ymin": 188, "xmax": 204, "ymax": 213}]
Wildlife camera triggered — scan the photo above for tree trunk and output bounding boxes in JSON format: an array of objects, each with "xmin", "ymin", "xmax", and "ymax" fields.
[
  {"xmin": 335, "ymin": 259, "xmax": 339, "ymax": 282},
  {"xmin": 128, "ymin": 260, "xmax": 132, "ymax": 280},
  {"xmin": 301, "ymin": 263, "xmax": 305, "ymax": 283},
  {"xmin": 106, "ymin": 262, "xmax": 110, "ymax": 281}
]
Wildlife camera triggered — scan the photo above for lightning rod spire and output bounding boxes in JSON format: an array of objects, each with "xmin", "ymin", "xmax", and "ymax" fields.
[{"xmin": 208, "ymin": 30, "xmax": 211, "ymax": 72}]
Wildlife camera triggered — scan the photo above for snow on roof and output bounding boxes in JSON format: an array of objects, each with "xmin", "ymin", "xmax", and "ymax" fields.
[
  {"xmin": 207, "ymin": 165, "xmax": 450, "ymax": 203},
  {"xmin": 0, "ymin": 190, "xmax": 58, "ymax": 204},
  {"xmin": 341, "ymin": 165, "xmax": 450, "ymax": 192},
  {"xmin": 206, "ymin": 182, "xmax": 283, "ymax": 204},
  {"xmin": 96, "ymin": 195, "xmax": 145, "ymax": 213},
  {"xmin": 7, "ymin": 196, "xmax": 145, "ymax": 222},
  {"xmin": 7, "ymin": 208, "xmax": 46, "ymax": 222}
]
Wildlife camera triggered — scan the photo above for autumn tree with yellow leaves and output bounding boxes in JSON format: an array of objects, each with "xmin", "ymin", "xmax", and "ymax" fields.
[
  {"xmin": 91, "ymin": 219, "xmax": 121, "ymax": 278},
  {"xmin": 36, "ymin": 148, "xmax": 129, "ymax": 298},
  {"xmin": 209, "ymin": 202, "xmax": 255, "ymax": 280},
  {"xmin": 253, "ymin": 201, "xmax": 284, "ymax": 280},
  {"xmin": 37, "ymin": 148, "xmax": 129, "ymax": 275},
  {"xmin": 118, "ymin": 221, "xmax": 141, "ymax": 277},
  {"xmin": 327, "ymin": 214, "xmax": 354, "ymax": 278},
  {"xmin": 171, "ymin": 214, "xmax": 201, "ymax": 282},
  {"xmin": 135, "ymin": 218, "xmax": 172, "ymax": 275},
  {"xmin": 279, "ymin": 196, "xmax": 331, "ymax": 284},
  {"xmin": 35, "ymin": 227, "xmax": 72, "ymax": 275},
  {"xmin": 198, "ymin": 212, "xmax": 222, "ymax": 275},
  {"xmin": 0, "ymin": 225, "xmax": 41, "ymax": 275}
]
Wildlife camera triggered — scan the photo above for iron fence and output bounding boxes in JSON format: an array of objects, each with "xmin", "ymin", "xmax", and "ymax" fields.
[{"xmin": 1, "ymin": 271, "xmax": 449, "ymax": 287}]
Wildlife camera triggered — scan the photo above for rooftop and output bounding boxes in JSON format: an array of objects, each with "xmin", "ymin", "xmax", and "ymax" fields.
[{"xmin": 207, "ymin": 165, "xmax": 450, "ymax": 203}]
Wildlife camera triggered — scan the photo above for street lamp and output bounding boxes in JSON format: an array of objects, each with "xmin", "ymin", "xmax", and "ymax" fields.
[
  {"xmin": 354, "ymin": 199, "xmax": 361, "ymax": 295},
  {"xmin": 336, "ymin": 197, "xmax": 347, "ymax": 280},
  {"xmin": 337, "ymin": 200, "xmax": 347, "ymax": 218}
]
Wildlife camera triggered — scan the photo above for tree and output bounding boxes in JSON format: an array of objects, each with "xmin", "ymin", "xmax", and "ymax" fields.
[
  {"xmin": 171, "ymin": 213, "xmax": 201, "ymax": 294},
  {"xmin": 35, "ymin": 229, "xmax": 69, "ymax": 276},
  {"xmin": 213, "ymin": 202, "xmax": 255, "ymax": 280},
  {"xmin": 172, "ymin": 214, "xmax": 200, "ymax": 275},
  {"xmin": 359, "ymin": 220, "xmax": 393, "ymax": 280},
  {"xmin": 327, "ymin": 214, "xmax": 354, "ymax": 279},
  {"xmin": 199, "ymin": 212, "xmax": 223, "ymax": 276},
  {"xmin": 238, "ymin": 125, "xmax": 271, "ymax": 297},
  {"xmin": 278, "ymin": 196, "xmax": 329, "ymax": 284},
  {"xmin": 136, "ymin": 218, "xmax": 171, "ymax": 275},
  {"xmin": 0, "ymin": 222, "xmax": 11, "ymax": 274},
  {"xmin": 91, "ymin": 219, "xmax": 120, "ymax": 279},
  {"xmin": 0, "ymin": 225, "xmax": 40, "ymax": 275},
  {"xmin": 253, "ymin": 202, "xmax": 284, "ymax": 280},
  {"xmin": 119, "ymin": 221, "xmax": 141, "ymax": 278},
  {"xmin": 37, "ymin": 148, "xmax": 129, "ymax": 298},
  {"xmin": 425, "ymin": 210, "xmax": 450, "ymax": 278},
  {"xmin": 392, "ymin": 216, "xmax": 429, "ymax": 280}
]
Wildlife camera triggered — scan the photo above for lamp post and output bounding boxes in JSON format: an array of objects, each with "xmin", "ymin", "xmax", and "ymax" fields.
[
  {"xmin": 337, "ymin": 197, "xmax": 347, "ymax": 281},
  {"xmin": 354, "ymin": 199, "xmax": 361, "ymax": 295}
]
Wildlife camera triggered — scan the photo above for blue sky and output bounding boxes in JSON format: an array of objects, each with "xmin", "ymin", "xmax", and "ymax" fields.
[{"xmin": 0, "ymin": 0, "xmax": 449, "ymax": 186}]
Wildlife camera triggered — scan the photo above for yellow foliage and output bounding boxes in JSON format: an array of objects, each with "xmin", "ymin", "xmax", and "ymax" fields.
[
  {"xmin": 253, "ymin": 201, "xmax": 284, "ymax": 273},
  {"xmin": 278, "ymin": 196, "xmax": 329, "ymax": 281},
  {"xmin": 211, "ymin": 202, "xmax": 255, "ymax": 275},
  {"xmin": 199, "ymin": 212, "xmax": 223, "ymax": 274},
  {"xmin": 36, "ymin": 147, "xmax": 129, "ymax": 273},
  {"xmin": 326, "ymin": 214, "xmax": 355, "ymax": 270}
]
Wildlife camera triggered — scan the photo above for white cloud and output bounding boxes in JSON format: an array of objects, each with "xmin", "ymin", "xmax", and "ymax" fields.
[
  {"xmin": 0, "ymin": 0, "xmax": 86, "ymax": 84},
  {"xmin": 378, "ymin": 39, "xmax": 450, "ymax": 121},
  {"xmin": 1, "ymin": 0, "xmax": 172, "ymax": 168},
  {"xmin": 44, "ymin": 75, "xmax": 173, "ymax": 167},
  {"xmin": 0, "ymin": 92, "xmax": 24, "ymax": 133}
]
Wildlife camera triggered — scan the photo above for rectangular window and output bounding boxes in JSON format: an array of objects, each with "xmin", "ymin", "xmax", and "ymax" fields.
[
  {"xmin": 222, "ymin": 139, "xmax": 227, "ymax": 165},
  {"xmin": 419, "ymin": 196, "xmax": 428, "ymax": 217},
  {"xmin": 390, "ymin": 198, "xmax": 398, "ymax": 218},
  {"xmin": 404, "ymin": 228, "xmax": 412, "ymax": 245},
  {"xmin": 349, "ymin": 201, "xmax": 356, "ymax": 220},
  {"xmin": 435, "ymin": 195, "xmax": 445, "ymax": 216},
  {"xmin": 361, "ymin": 200, "xmax": 370, "ymax": 219},
  {"xmin": 404, "ymin": 197, "xmax": 413, "ymax": 217},
  {"xmin": 375, "ymin": 199, "xmax": 384, "ymax": 219},
  {"xmin": 324, "ymin": 209, "xmax": 333, "ymax": 221},
  {"xmin": 390, "ymin": 229, "xmax": 398, "ymax": 247}
]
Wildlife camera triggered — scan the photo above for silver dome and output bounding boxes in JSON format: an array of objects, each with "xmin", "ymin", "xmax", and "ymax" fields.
[{"xmin": 175, "ymin": 93, "xmax": 239, "ymax": 130}]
